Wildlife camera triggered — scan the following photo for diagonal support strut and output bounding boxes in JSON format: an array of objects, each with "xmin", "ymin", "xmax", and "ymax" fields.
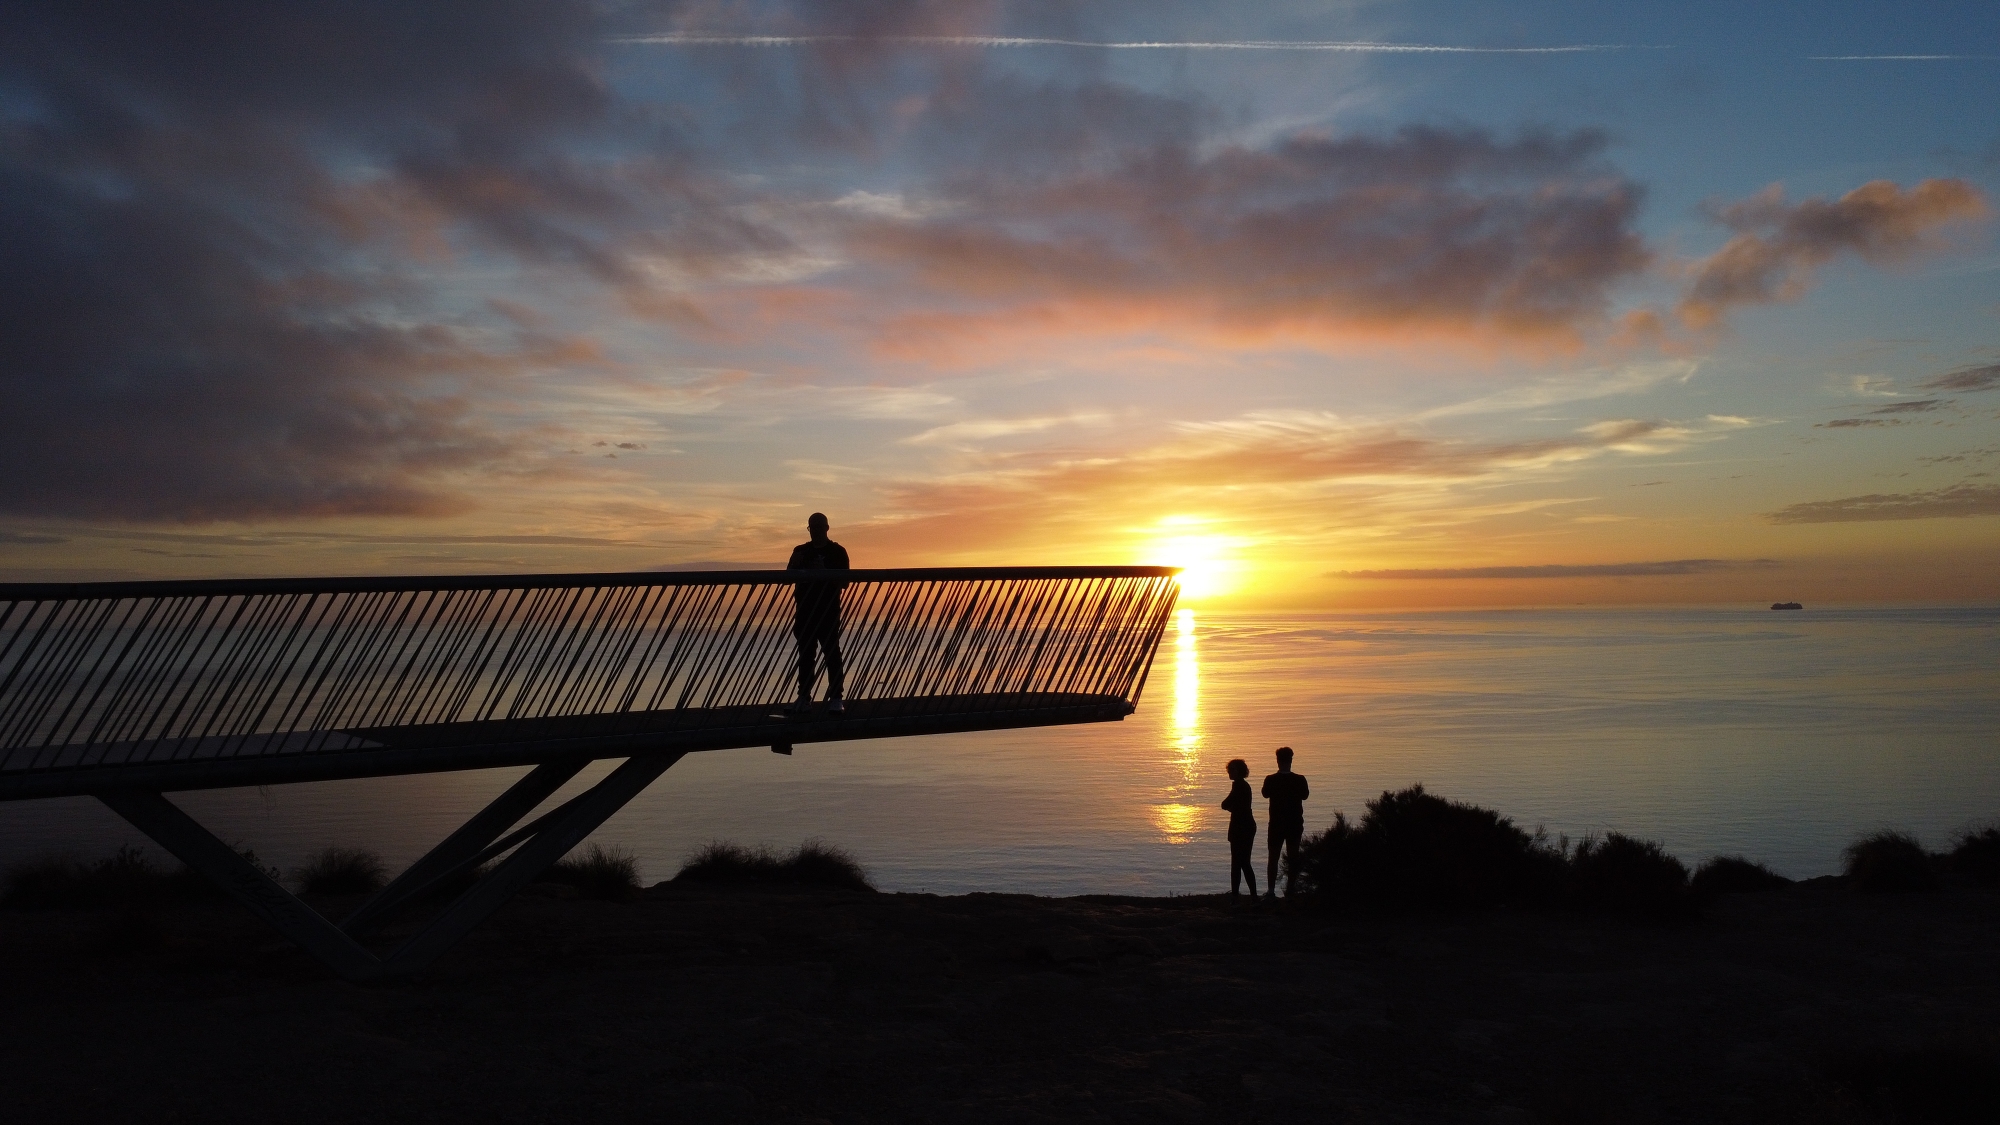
[{"xmin": 94, "ymin": 752, "xmax": 683, "ymax": 981}]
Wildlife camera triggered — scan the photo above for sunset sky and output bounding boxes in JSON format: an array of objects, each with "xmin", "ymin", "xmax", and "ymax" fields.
[{"xmin": 3, "ymin": 1, "xmax": 1997, "ymax": 607}]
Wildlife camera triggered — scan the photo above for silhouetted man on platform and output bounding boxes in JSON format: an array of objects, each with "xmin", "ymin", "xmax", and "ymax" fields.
[
  {"xmin": 787, "ymin": 512, "xmax": 849, "ymax": 714},
  {"xmin": 1262, "ymin": 746, "xmax": 1309, "ymax": 897}
]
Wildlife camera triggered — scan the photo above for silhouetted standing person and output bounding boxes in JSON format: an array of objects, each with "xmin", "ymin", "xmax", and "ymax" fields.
[
  {"xmin": 1221, "ymin": 758, "xmax": 1257, "ymax": 897},
  {"xmin": 1262, "ymin": 746, "xmax": 1308, "ymax": 897},
  {"xmin": 787, "ymin": 512, "xmax": 849, "ymax": 714}
]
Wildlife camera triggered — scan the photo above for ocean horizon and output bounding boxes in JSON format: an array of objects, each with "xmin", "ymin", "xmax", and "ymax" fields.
[{"xmin": 4, "ymin": 603, "xmax": 1996, "ymax": 895}]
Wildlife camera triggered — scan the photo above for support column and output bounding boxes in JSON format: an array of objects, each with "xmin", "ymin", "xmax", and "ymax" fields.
[
  {"xmin": 378, "ymin": 752, "xmax": 682, "ymax": 977},
  {"xmin": 341, "ymin": 756, "xmax": 588, "ymax": 938},
  {"xmin": 96, "ymin": 789, "xmax": 381, "ymax": 982}
]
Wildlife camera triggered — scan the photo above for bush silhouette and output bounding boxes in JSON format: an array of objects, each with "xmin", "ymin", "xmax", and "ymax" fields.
[
  {"xmin": 674, "ymin": 840, "xmax": 874, "ymax": 891},
  {"xmin": 540, "ymin": 843, "xmax": 641, "ymax": 900},
  {"xmin": 4, "ymin": 847, "xmax": 165, "ymax": 909},
  {"xmin": 1572, "ymin": 833, "xmax": 1693, "ymax": 920},
  {"xmin": 1843, "ymin": 831, "xmax": 1939, "ymax": 893},
  {"xmin": 1291, "ymin": 786, "xmax": 1565, "ymax": 910},
  {"xmin": 293, "ymin": 847, "xmax": 388, "ymax": 895},
  {"xmin": 1947, "ymin": 827, "xmax": 2000, "ymax": 886},
  {"xmin": 1691, "ymin": 855, "xmax": 1791, "ymax": 896}
]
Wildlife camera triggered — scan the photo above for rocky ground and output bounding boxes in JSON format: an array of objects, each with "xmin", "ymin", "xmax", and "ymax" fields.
[{"xmin": 3, "ymin": 880, "xmax": 1996, "ymax": 1124}]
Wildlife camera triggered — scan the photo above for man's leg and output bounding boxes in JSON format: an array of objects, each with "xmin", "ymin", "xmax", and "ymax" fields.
[
  {"xmin": 794, "ymin": 625, "xmax": 816, "ymax": 704},
  {"xmin": 1266, "ymin": 836, "xmax": 1281, "ymax": 897},
  {"xmin": 1281, "ymin": 830, "xmax": 1302, "ymax": 896},
  {"xmin": 821, "ymin": 621, "xmax": 845, "ymax": 701}
]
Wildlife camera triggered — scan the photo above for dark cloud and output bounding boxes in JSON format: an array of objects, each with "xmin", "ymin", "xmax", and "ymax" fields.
[
  {"xmin": 1679, "ymin": 179, "xmax": 1986, "ymax": 328},
  {"xmin": 0, "ymin": 1, "xmax": 780, "ymax": 521},
  {"xmin": 1767, "ymin": 482, "xmax": 2000, "ymax": 523},
  {"xmin": 1818, "ymin": 418, "xmax": 1895, "ymax": 428},
  {"xmin": 1336, "ymin": 559, "xmax": 1774, "ymax": 579},
  {"xmin": 1920, "ymin": 363, "xmax": 2000, "ymax": 393},
  {"xmin": 1870, "ymin": 399, "xmax": 1943, "ymax": 414},
  {"xmin": 0, "ymin": 532, "xmax": 68, "ymax": 546},
  {"xmin": 852, "ymin": 126, "xmax": 1652, "ymax": 348}
]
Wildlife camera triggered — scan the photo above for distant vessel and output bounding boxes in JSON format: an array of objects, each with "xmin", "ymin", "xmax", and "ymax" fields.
[{"xmin": 1770, "ymin": 602, "xmax": 1803, "ymax": 611}]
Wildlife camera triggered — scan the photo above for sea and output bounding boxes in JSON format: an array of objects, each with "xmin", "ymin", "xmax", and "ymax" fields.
[{"xmin": 3, "ymin": 605, "xmax": 1996, "ymax": 895}]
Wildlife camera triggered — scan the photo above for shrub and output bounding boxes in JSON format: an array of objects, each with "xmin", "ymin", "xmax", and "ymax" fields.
[
  {"xmin": 1843, "ymin": 831, "xmax": 1939, "ymax": 893},
  {"xmin": 293, "ymin": 847, "xmax": 388, "ymax": 895},
  {"xmin": 4, "ymin": 847, "xmax": 165, "ymax": 909},
  {"xmin": 673, "ymin": 839, "xmax": 874, "ymax": 891},
  {"xmin": 540, "ymin": 843, "xmax": 642, "ymax": 900},
  {"xmin": 1690, "ymin": 855, "xmax": 1792, "ymax": 896},
  {"xmin": 1571, "ymin": 833, "xmax": 1693, "ymax": 920},
  {"xmin": 1290, "ymin": 785, "xmax": 1566, "ymax": 911},
  {"xmin": 1947, "ymin": 827, "xmax": 2000, "ymax": 887}
]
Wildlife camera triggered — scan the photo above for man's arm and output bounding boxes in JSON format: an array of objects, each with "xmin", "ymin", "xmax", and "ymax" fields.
[{"xmin": 1297, "ymin": 776, "xmax": 1309, "ymax": 800}]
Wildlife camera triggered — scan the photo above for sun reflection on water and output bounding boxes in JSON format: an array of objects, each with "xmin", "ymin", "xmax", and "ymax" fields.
[{"xmin": 1153, "ymin": 608, "xmax": 1207, "ymax": 844}]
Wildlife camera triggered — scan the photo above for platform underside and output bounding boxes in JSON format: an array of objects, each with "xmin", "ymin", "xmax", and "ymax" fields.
[{"xmin": 0, "ymin": 692, "xmax": 1131, "ymax": 801}]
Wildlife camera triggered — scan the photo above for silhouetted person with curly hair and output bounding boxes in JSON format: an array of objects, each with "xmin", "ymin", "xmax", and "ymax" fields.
[
  {"xmin": 1262, "ymin": 746, "xmax": 1309, "ymax": 897},
  {"xmin": 787, "ymin": 512, "xmax": 849, "ymax": 714},
  {"xmin": 1221, "ymin": 757, "xmax": 1257, "ymax": 897}
]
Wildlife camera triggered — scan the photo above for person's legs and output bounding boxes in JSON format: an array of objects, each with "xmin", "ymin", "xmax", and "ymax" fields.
[
  {"xmin": 1266, "ymin": 834, "xmax": 1282, "ymax": 897},
  {"xmin": 793, "ymin": 625, "xmax": 816, "ymax": 702},
  {"xmin": 1231, "ymin": 837, "xmax": 1256, "ymax": 895},
  {"xmin": 1279, "ymin": 828, "xmax": 1302, "ymax": 896},
  {"xmin": 820, "ymin": 620, "xmax": 844, "ymax": 701}
]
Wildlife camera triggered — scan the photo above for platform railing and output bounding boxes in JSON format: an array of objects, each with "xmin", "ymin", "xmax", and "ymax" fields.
[
  {"xmin": 0, "ymin": 567, "xmax": 1179, "ymax": 980},
  {"xmin": 0, "ymin": 567, "xmax": 1178, "ymax": 787}
]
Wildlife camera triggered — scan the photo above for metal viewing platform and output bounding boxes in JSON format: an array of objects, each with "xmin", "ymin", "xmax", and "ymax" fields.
[{"xmin": 0, "ymin": 567, "xmax": 1178, "ymax": 978}]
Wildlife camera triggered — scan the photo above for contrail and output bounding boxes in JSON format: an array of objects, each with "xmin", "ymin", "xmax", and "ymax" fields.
[
  {"xmin": 612, "ymin": 34, "xmax": 1649, "ymax": 54},
  {"xmin": 1810, "ymin": 54, "xmax": 1997, "ymax": 60}
]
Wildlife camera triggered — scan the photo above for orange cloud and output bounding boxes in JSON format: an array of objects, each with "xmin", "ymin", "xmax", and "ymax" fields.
[{"xmin": 1679, "ymin": 179, "xmax": 1987, "ymax": 328}]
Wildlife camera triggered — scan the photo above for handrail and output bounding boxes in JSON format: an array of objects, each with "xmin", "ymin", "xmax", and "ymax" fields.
[
  {"xmin": 0, "ymin": 567, "xmax": 1181, "ymax": 795},
  {"xmin": 0, "ymin": 565, "xmax": 1179, "ymax": 602}
]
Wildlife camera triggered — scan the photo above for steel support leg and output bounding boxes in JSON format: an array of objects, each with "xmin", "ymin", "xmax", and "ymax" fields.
[
  {"xmin": 377, "ymin": 752, "xmax": 682, "ymax": 977},
  {"xmin": 96, "ymin": 789, "xmax": 381, "ymax": 981},
  {"xmin": 341, "ymin": 757, "xmax": 588, "ymax": 938},
  {"xmin": 94, "ymin": 752, "xmax": 683, "ymax": 982}
]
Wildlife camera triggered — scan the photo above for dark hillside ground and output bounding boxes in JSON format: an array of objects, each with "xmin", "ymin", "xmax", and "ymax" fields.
[{"xmin": 2, "ymin": 882, "xmax": 1996, "ymax": 1124}]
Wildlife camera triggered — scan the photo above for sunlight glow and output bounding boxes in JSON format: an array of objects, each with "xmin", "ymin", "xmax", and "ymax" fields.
[
  {"xmin": 1156, "ymin": 607, "xmax": 1207, "ymax": 844},
  {"xmin": 1149, "ymin": 519, "xmax": 1249, "ymax": 602}
]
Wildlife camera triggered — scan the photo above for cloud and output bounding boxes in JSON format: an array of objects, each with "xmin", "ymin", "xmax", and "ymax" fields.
[
  {"xmin": 1679, "ymin": 179, "xmax": 1987, "ymax": 328},
  {"xmin": 849, "ymin": 126, "xmax": 1652, "ymax": 353},
  {"xmin": 1336, "ymin": 558, "xmax": 1773, "ymax": 579},
  {"xmin": 0, "ymin": 1, "xmax": 785, "ymax": 521},
  {"xmin": 0, "ymin": 531, "xmax": 68, "ymax": 545},
  {"xmin": 1869, "ymin": 399, "xmax": 1944, "ymax": 414},
  {"xmin": 1920, "ymin": 363, "xmax": 2000, "ymax": 393},
  {"xmin": 1818, "ymin": 418, "xmax": 1896, "ymax": 428},
  {"xmin": 623, "ymin": 34, "xmax": 1642, "ymax": 54},
  {"xmin": 1767, "ymin": 482, "xmax": 2000, "ymax": 523}
]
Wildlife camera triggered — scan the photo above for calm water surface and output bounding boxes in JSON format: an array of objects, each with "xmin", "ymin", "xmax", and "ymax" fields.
[{"xmin": 4, "ymin": 606, "xmax": 1996, "ymax": 893}]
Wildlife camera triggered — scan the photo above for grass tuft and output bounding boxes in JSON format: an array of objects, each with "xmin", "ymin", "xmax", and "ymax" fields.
[
  {"xmin": 1947, "ymin": 827, "xmax": 2000, "ymax": 887},
  {"xmin": 1691, "ymin": 855, "xmax": 1792, "ymax": 896},
  {"xmin": 674, "ymin": 839, "xmax": 874, "ymax": 891},
  {"xmin": 540, "ymin": 843, "xmax": 641, "ymax": 900},
  {"xmin": 1571, "ymin": 832, "xmax": 1694, "ymax": 920},
  {"xmin": 292, "ymin": 847, "xmax": 388, "ymax": 896},
  {"xmin": 1842, "ymin": 830, "xmax": 1939, "ymax": 893},
  {"xmin": 4, "ymin": 847, "xmax": 164, "ymax": 909}
]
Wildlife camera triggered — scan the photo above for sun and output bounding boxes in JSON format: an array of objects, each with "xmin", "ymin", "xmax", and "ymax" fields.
[{"xmin": 1146, "ymin": 520, "xmax": 1247, "ymax": 602}]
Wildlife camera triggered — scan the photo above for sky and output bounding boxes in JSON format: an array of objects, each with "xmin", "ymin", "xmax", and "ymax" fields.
[{"xmin": 2, "ymin": 1, "xmax": 1997, "ymax": 608}]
